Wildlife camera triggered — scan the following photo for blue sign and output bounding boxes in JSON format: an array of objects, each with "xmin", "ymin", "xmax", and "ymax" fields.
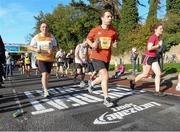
[{"xmin": 5, "ymin": 46, "xmax": 19, "ymax": 53}]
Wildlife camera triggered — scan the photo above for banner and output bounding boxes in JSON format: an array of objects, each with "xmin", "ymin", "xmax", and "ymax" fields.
[
  {"xmin": 4, "ymin": 43, "xmax": 28, "ymax": 53},
  {"xmin": 5, "ymin": 45, "xmax": 19, "ymax": 53}
]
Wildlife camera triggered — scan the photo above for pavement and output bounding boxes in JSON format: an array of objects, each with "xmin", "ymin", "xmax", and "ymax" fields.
[{"xmin": 0, "ymin": 71, "xmax": 180, "ymax": 131}]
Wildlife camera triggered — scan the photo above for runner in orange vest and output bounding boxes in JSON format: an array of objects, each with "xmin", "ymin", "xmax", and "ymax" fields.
[{"xmin": 86, "ymin": 9, "xmax": 118, "ymax": 107}]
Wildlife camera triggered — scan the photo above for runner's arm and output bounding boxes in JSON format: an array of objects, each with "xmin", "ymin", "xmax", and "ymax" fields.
[
  {"xmin": 28, "ymin": 36, "xmax": 41, "ymax": 53},
  {"xmin": 48, "ymin": 36, "xmax": 57, "ymax": 54},
  {"xmin": 28, "ymin": 45, "xmax": 41, "ymax": 53},
  {"xmin": 112, "ymin": 40, "xmax": 118, "ymax": 48},
  {"xmin": 75, "ymin": 45, "xmax": 83, "ymax": 64},
  {"xmin": 148, "ymin": 40, "xmax": 162, "ymax": 51},
  {"xmin": 147, "ymin": 42, "xmax": 160, "ymax": 51},
  {"xmin": 86, "ymin": 39, "xmax": 96, "ymax": 48}
]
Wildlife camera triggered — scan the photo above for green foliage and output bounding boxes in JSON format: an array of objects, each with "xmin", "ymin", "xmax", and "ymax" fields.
[
  {"xmin": 164, "ymin": 63, "xmax": 180, "ymax": 73},
  {"xmin": 112, "ymin": 39, "xmax": 127, "ymax": 55},
  {"xmin": 163, "ymin": 12, "xmax": 180, "ymax": 52},
  {"xmin": 120, "ymin": 0, "xmax": 139, "ymax": 33},
  {"xmin": 163, "ymin": 0, "xmax": 180, "ymax": 52},
  {"xmin": 33, "ymin": 11, "xmax": 46, "ymax": 34},
  {"xmin": 108, "ymin": 64, "xmax": 115, "ymax": 71},
  {"xmin": 32, "ymin": 3, "xmax": 100, "ymax": 52},
  {"xmin": 146, "ymin": 0, "xmax": 159, "ymax": 26},
  {"xmin": 166, "ymin": 0, "xmax": 180, "ymax": 15},
  {"xmin": 30, "ymin": 0, "xmax": 179, "ymax": 55},
  {"xmin": 113, "ymin": 0, "xmax": 139, "ymax": 56}
]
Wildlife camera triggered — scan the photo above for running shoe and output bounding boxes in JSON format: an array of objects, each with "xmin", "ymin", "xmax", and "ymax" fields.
[
  {"xmin": 79, "ymin": 81, "xmax": 86, "ymax": 88},
  {"xmin": 56, "ymin": 74, "xmax": 60, "ymax": 79},
  {"xmin": 176, "ymin": 84, "xmax": 180, "ymax": 91},
  {"xmin": 60, "ymin": 74, "xmax": 64, "ymax": 77},
  {"xmin": 87, "ymin": 80, "xmax": 93, "ymax": 93},
  {"xmin": 73, "ymin": 77, "xmax": 76, "ymax": 83},
  {"xmin": 154, "ymin": 92, "xmax": 165, "ymax": 97},
  {"xmin": 129, "ymin": 80, "xmax": 135, "ymax": 90},
  {"xmin": 44, "ymin": 91, "xmax": 49, "ymax": 98},
  {"xmin": 103, "ymin": 97, "xmax": 114, "ymax": 108}
]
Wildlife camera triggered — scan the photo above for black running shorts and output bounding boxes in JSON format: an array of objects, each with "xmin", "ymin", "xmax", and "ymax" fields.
[
  {"xmin": 36, "ymin": 60, "xmax": 53, "ymax": 73},
  {"xmin": 92, "ymin": 59, "xmax": 109, "ymax": 71},
  {"xmin": 143, "ymin": 55, "xmax": 158, "ymax": 65}
]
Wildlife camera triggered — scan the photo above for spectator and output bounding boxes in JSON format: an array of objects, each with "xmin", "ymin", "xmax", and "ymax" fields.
[
  {"xmin": 74, "ymin": 40, "xmax": 89, "ymax": 87},
  {"xmin": 65, "ymin": 49, "xmax": 74, "ymax": 75},
  {"xmin": 130, "ymin": 47, "xmax": 138, "ymax": 75},
  {"xmin": 55, "ymin": 48, "xmax": 66, "ymax": 78},
  {"xmin": 5, "ymin": 52, "xmax": 13, "ymax": 78},
  {"xmin": 114, "ymin": 64, "xmax": 125, "ymax": 79}
]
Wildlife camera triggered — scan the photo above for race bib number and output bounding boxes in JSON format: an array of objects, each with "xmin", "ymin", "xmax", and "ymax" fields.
[
  {"xmin": 37, "ymin": 41, "xmax": 52, "ymax": 55},
  {"xmin": 99, "ymin": 37, "xmax": 111, "ymax": 49}
]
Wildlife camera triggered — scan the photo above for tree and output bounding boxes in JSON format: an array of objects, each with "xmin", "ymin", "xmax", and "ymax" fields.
[
  {"xmin": 51, "ymin": 5, "xmax": 77, "ymax": 50},
  {"xmin": 33, "ymin": 3, "xmax": 100, "ymax": 51},
  {"xmin": 166, "ymin": 0, "xmax": 180, "ymax": 15},
  {"xmin": 120, "ymin": 0, "xmax": 139, "ymax": 33},
  {"xmin": 163, "ymin": 0, "xmax": 180, "ymax": 51},
  {"xmin": 33, "ymin": 11, "xmax": 46, "ymax": 34},
  {"xmin": 146, "ymin": 0, "xmax": 159, "ymax": 25},
  {"xmin": 113, "ymin": 0, "xmax": 139, "ymax": 55},
  {"xmin": 31, "ymin": 0, "xmax": 179, "ymax": 57}
]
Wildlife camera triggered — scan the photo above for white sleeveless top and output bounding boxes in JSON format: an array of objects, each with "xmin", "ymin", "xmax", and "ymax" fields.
[{"xmin": 75, "ymin": 44, "xmax": 88, "ymax": 64}]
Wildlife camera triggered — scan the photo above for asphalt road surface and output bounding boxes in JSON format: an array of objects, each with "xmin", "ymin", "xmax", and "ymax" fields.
[{"xmin": 0, "ymin": 73, "xmax": 180, "ymax": 131}]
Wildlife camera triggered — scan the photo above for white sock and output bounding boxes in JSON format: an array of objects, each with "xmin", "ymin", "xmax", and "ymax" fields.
[
  {"xmin": 104, "ymin": 95, "xmax": 108, "ymax": 99},
  {"xmin": 178, "ymin": 83, "xmax": 180, "ymax": 86},
  {"xmin": 177, "ymin": 83, "xmax": 180, "ymax": 87},
  {"xmin": 44, "ymin": 89, "xmax": 48, "ymax": 93}
]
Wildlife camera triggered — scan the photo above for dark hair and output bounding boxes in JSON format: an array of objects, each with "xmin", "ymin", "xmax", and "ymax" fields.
[
  {"xmin": 100, "ymin": 9, "xmax": 113, "ymax": 18},
  {"xmin": 150, "ymin": 23, "xmax": 163, "ymax": 33}
]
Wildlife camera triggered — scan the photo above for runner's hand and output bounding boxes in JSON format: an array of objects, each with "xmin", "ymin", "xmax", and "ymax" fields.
[
  {"xmin": 47, "ymin": 49, "xmax": 53, "ymax": 54},
  {"xmin": 80, "ymin": 60, "xmax": 83, "ymax": 65},
  {"xmin": 158, "ymin": 40, "xmax": 163, "ymax": 47},
  {"xmin": 92, "ymin": 41, "xmax": 98, "ymax": 48},
  {"xmin": 36, "ymin": 48, "xmax": 41, "ymax": 53},
  {"xmin": 113, "ymin": 40, "xmax": 118, "ymax": 48}
]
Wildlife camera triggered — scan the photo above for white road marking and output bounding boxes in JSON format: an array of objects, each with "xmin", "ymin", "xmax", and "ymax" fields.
[
  {"xmin": 24, "ymin": 85, "xmax": 138, "ymax": 115},
  {"xmin": 24, "ymin": 91, "xmax": 55, "ymax": 115},
  {"xmin": 65, "ymin": 95, "xmax": 88, "ymax": 106},
  {"xmin": 32, "ymin": 108, "xmax": 54, "ymax": 115}
]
